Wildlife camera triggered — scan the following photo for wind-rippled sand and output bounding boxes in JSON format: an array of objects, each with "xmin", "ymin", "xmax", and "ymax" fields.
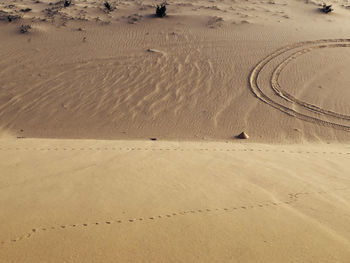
[
  {"xmin": 1, "ymin": 0, "xmax": 350, "ymax": 141},
  {"xmin": 1, "ymin": 0, "xmax": 350, "ymax": 262}
]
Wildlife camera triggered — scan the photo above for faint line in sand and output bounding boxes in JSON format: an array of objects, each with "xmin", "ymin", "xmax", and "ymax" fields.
[
  {"xmin": 1, "ymin": 188, "xmax": 348, "ymax": 246},
  {"xmin": 0, "ymin": 147, "xmax": 349, "ymax": 155}
]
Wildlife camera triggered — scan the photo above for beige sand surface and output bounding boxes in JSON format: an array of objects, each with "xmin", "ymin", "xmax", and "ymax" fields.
[
  {"xmin": 0, "ymin": 139, "xmax": 350, "ymax": 262},
  {"xmin": 1, "ymin": 0, "xmax": 350, "ymax": 142},
  {"xmin": 1, "ymin": 0, "xmax": 350, "ymax": 262}
]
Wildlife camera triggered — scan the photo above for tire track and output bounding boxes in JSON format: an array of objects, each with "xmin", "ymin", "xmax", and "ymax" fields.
[
  {"xmin": 271, "ymin": 43, "xmax": 350, "ymax": 121},
  {"xmin": 249, "ymin": 39, "xmax": 350, "ymax": 131}
]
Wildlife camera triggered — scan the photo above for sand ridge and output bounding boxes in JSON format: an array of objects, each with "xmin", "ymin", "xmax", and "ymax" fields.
[
  {"xmin": 1, "ymin": 144, "xmax": 350, "ymax": 155},
  {"xmin": 1, "ymin": 0, "xmax": 350, "ymax": 261},
  {"xmin": 1, "ymin": 139, "xmax": 350, "ymax": 262}
]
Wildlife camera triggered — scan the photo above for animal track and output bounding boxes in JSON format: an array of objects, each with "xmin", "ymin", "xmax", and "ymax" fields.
[
  {"xmin": 1, "ymin": 188, "xmax": 348, "ymax": 246},
  {"xmin": 249, "ymin": 39, "xmax": 350, "ymax": 131},
  {"xmin": 0, "ymin": 147, "xmax": 349, "ymax": 155}
]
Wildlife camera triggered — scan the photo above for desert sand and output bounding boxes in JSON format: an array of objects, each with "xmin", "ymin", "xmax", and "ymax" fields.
[
  {"xmin": 1, "ymin": 139, "xmax": 350, "ymax": 262},
  {"xmin": 1, "ymin": 0, "xmax": 350, "ymax": 142},
  {"xmin": 1, "ymin": 0, "xmax": 350, "ymax": 262}
]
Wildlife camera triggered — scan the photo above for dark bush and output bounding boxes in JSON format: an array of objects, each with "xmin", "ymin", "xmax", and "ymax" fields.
[
  {"xmin": 104, "ymin": 1, "xmax": 112, "ymax": 11},
  {"xmin": 156, "ymin": 2, "xmax": 167, "ymax": 18},
  {"xmin": 0, "ymin": 10, "xmax": 21, "ymax": 22},
  {"xmin": 7, "ymin": 14, "xmax": 21, "ymax": 22},
  {"xmin": 320, "ymin": 4, "xmax": 333, "ymax": 13},
  {"xmin": 20, "ymin": 8, "xmax": 32, "ymax": 12},
  {"xmin": 64, "ymin": 0, "xmax": 71, "ymax": 7}
]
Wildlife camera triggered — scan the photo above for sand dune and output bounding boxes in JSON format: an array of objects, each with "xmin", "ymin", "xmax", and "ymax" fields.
[
  {"xmin": 1, "ymin": 0, "xmax": 350, "ymax": 262},
  {"xmin": 0, "ymin": 0, "xmax": 350, "ymax": 142},
  {"xmin": 0, "ymin": 139, "xmax": 350, "ymax": 262}
]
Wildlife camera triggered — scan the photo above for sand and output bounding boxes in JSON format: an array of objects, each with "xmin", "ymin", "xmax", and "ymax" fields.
[
  {"xmin": 1, "ymin": 139, "xmax": 350, "ymax": 262},
  {"xmin": 1, "ymin": 0, "xmax": 350, "ymax": 262},
  {"xmin": 0, "ymin": 0, "xmax": 350, "ymax": 142}
]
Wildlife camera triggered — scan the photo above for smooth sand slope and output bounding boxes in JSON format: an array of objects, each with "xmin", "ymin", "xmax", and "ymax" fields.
[{"xmin": 0, "ymin": 139, "xmax": 350, "ymax": 262}]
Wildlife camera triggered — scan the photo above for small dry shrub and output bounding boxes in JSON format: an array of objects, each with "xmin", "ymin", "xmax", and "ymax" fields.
[
  {"xmin": 156, "ymin": 2, "xmax": 167, "ymax": 17},
  {"xmin": 20, "ymin": 24, "xmax": 31, "ymax": 33},
  {"xmin": 320, "ymin": 3, "xmax": 333, "ymax": 13},
  {"xmin": 104, "ymin": 1, "xmax": 112, "ymax": 11},
  {"xmin": 64, "ymin": 0, "xmax": 71, "ymax": 7}
]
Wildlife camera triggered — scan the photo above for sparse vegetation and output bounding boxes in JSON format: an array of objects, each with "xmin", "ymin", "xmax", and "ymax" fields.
[
  {"xmin": 7, "ymin": 14, "xmax": 21, "ymax": 22},
  {"xmin": 20, "ymin": 8, "xmax": 32, "ymax": 13},
  {"xmin": 104, "ymin": 1, "xmax": 112, "ymax": 12},
  {"xmin": 320, "ymin": 3, "xmax": 333, "ymax": 13},
  {"xmin": 1, "ymin": 10, "xmax": 21, "ymax": 22},
  {"xmin": 64, "ymin": 0, "xmax": 71, "ymax": 8},
  {"xmin": 155, "ymin": 2, "xmax": 167, "ymax": 18},
  {"xmin": 20, "ymin": 24, "xmax": 31, "ymax": 34}
]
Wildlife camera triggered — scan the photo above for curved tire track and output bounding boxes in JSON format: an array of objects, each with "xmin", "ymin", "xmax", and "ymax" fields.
[{"xmin": 249, "ymin": 39, "xmax": 350, "ymax": 131}]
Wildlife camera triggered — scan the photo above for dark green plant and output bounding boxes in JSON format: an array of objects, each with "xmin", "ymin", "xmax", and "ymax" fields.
[
  {"xmin": 104, "ymin": 1, "xmax": 112, "ymax": 11},
  {"xmin": 156, "ymin": 2, "xmax": 167, "ymax": 18},
  {"xmin": 7, "ymin": 14, "xmax": 21, "ymax": 22},
  {"xmin": 320, "ymin": 4, "xmax": 333, "ymax": 13},
  {"xmin": 20, "ymin": 8, "xmax": 32, "ymax": 12},
  {"xmin": 64, "ymin": 0, "xmax": 71, "ymax": 7}
]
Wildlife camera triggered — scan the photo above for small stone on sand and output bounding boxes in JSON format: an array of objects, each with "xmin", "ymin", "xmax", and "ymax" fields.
[{"xmin": 237, "ymin": 132, "xmax": 249, "ymax": 139}]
